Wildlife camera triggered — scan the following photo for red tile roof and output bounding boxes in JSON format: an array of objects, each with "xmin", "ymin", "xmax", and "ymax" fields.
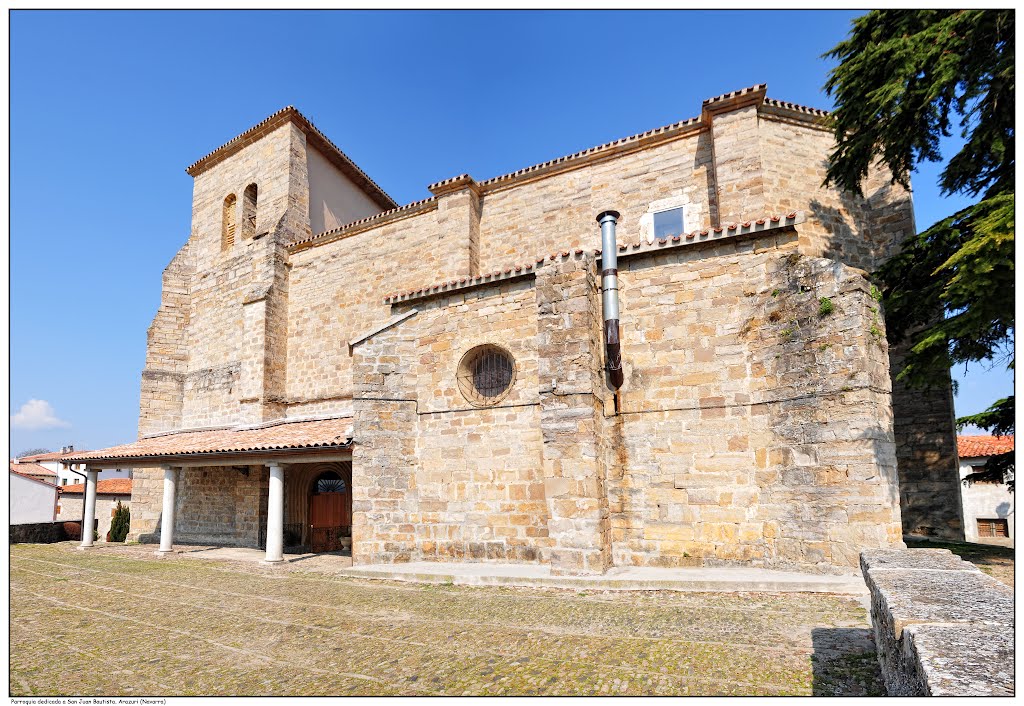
[
  {"xmin": 60, "ymin": 478, "xmax": 133, "ymax": 496},
  {"xmin": 958, "ymin": 435, "xmax": 1014, "ymax": 459},
  {"xmin": 9, "ymin": 469, "xmax": 59, "ymax": 488},
  {"xmin": 10, "ymin": 461, "xmax": 56, "ymax": 476},
  {"xmin": 60, "ymin": 417, "xmax": 352, "ymax": 464},
  {"xmin": 18, "ymin": 450, "xmax": 82, "ymax": 463}
]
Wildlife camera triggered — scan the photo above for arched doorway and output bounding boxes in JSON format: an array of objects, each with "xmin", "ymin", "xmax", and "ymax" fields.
[{"xmin": 309, "ymin": 468, "xmax": 352, "ymax": 553}]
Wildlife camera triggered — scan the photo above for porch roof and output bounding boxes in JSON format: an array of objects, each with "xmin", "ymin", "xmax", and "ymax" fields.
[{"xmin": 58, "ymin": 417, "xmax": 353, "ymax": 467}]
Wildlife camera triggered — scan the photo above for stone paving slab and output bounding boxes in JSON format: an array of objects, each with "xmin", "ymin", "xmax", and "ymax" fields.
[
  {"xmin": 10, "ymin": 542, "xmax": 884, "ymax": 696},
  {"xmin": 861, "ymin": 548, "xmax": 982, "ymax": 573},
  {"xmin": 907, "ymin": 624, "xmax": 1014, "ymax": 696},
  {"xmin": 336, "ymin": 560, "xmax": 868, "ymax": 594},
  {"xmin": 866, "ymin": 567, "xmax": 1013, "ymax": 638}
]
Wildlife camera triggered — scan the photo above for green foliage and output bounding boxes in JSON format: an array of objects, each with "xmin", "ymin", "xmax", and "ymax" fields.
[
  {"xmin": 109, "ymin": 500, "xmax": 130, "ymax": 543},
  {"xmin": 824, "ymin": 9, "xmax": 1014, "ymax": 482},
  {"xmin": 818, "ymin": 297, "xmax": 835, "ymax": 317},
  {"xmin": 824, "ymin": 10, "xmax": 1013, "ymax": 199},
  {"xmin": 957, "ymin": 396, "xmax": 1014, "ymax": 437},
  {"xmin": 869, "ymin": 285, "xmax": 883, "ymax": 302}
]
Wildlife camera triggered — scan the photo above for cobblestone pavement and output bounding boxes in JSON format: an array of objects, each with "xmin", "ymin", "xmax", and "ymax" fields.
[{"xmin": 10, "ymin": 543, "xmax": 884, "ymax": 696}]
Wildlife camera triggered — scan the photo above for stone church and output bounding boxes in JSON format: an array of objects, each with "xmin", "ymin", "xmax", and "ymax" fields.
[{"xmin": 62, "ymin": 84, "xmax": 964, "ymax": 574}]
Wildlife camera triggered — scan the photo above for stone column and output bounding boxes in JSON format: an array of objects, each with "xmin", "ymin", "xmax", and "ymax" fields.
[
  {"xmin": 78, "ymin": 469, "xmax": 99, "ymax": 549},
  {"xmin": 264, "ymin": 463, "xmax": 285, "ymax": 563},
  {"xmin": 157, "ymin": 466, "xmax": 177, "ymax": 554}
]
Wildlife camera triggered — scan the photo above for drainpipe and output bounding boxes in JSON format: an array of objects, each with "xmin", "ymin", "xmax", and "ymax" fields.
[{"xmin": 597, "ymin": 210, "xmax": 624, "ymax": 390}]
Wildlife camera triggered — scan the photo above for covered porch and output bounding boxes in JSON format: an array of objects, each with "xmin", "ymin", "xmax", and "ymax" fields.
[{"xmin": 60, "ymin": 417, "xmax": 353, "ymax": 563}]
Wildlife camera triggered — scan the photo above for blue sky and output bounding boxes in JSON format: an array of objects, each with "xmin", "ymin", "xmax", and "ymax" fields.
[{"xmin": 10, "ymin": 9, "xmax": 1013, "ymax": 455}]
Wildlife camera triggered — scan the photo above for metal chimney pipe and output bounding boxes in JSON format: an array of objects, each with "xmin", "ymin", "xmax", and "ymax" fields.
[{"xmin": 597, "ymin": 210, "xmax": 624, "ymax": 389}]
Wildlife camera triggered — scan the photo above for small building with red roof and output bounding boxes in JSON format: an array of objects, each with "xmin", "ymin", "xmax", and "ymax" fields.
[
  {"xmin": 957, "ymin": 435, "xmax": 1014, "ymax": 546},
  {"xmin": 56, "ymin": 478, "xmax": 133, "ymax": 542}
]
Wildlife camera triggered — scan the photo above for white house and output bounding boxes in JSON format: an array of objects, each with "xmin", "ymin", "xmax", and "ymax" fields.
[
  {"xmin": 17, "ymin": 447, "xmax": 131, "ymax": 486},
  {"xmin": 958, "ymin": 435, "xmax": 1014, "ymax": 546},
  {"xmin": 10, "ymin": 470, "xmax": 59, "ymax": 525}
]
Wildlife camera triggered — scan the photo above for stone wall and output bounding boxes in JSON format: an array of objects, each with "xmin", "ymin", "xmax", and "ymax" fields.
[
  {"xmin": 607, "ymin": 236, "xmax": 902, "ymax": 571},
  {"xmin": 9, "ymin": 522, "xmax": 70, "ymax": 544},
  {"xmin": 352, "ymin": 278, "xmax": 548, "ymax": 565},
  {"xmin": 890, "ymin": 345, "xmax": 965, "ymax": 540},
  {"xmin": 174, "ymin": 466, "xmax": 268, "ymax": 547},
  {"xmin": 477, "ymin": 134, "xmax": 711, "ymax": 273},
  {"xmin": 130, "ymin": 87, "xmax": 958, "ymax": 564},
  {"xmin": 353, "ymin": 235, "xmax": 903, "ymax": 573},
  {"xmin": 57, "ymin": 494, "xmax": 131, "ymax": 541},
  {"xmin": 758, "ymin": 114, "xmax": 915, "ymax": 274},
  {"xmin": 861, "ymin": 548, "xmax": 1013, "ymax": 695}
]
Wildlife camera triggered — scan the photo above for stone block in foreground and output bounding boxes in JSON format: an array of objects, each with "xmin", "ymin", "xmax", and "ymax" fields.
[{"xmin": 861, "ymin": 548, "xmax": 1014, "ymax": 696}]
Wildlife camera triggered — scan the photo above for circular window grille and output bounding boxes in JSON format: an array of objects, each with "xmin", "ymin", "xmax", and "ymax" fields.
[{"xmin": 457, "ymin": 344, "xmax": 516, "ymax": 406}]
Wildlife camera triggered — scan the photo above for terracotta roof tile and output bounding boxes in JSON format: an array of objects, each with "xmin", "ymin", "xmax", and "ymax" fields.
[
  {"xmin": 10, "ymin": 470, "xmax": 59, "ymax": 488},
  {"xmin": 958, "ymin": 435, "xmax": 1014, "ymax": 459},
  {"xmin": 60, "ymin": 478, "xmax": 133, "ymax": 496},
  {"xmin": 18, "ymin": 450, "xmax": 82, "ymax": 463},
  {"xmin": 10, "ymin": 461, "xmax": 57, "ymax": 476},
  {"xmin": 60, "ymin": 417, "xmax": 353, "ymax": 464}
]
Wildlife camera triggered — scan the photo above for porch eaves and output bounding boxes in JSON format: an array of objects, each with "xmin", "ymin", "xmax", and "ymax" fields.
[{"xmin": 59, "ymin": 417, "xmax": 352, "ymax": 467}]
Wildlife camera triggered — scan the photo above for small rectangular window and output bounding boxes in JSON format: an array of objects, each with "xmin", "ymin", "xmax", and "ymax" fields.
[
  {"xmin": 653, "ymin": 207, "xmax": 684, "ymax": 240},
  {"xmin": 977, "ymin": 518, "xmax": 1009, "ymax": 537}
]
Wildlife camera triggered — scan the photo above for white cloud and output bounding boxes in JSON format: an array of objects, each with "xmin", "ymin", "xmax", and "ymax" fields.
[{"xmin": 11, "ymin": 399, "xmax": 71, "ymax": 430}]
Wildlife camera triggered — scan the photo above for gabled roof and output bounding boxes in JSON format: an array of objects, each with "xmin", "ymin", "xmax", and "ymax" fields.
[
  {"xmin": 9, "ymin": 461, "xmax": 56, "ymax": 476},
  {"xmin": 184, "ymin": 106, "xmax": 398, "ymax": 212},
  {"xmin": 60, "ymin": 478, "xmax": 133, "ymax": 496},
  {"xmin": 60, "ymin": 417, "xmax": 352, "ymax": 465},
  {"xmin": 18, "ymin": 450, "xmax": 80, "ymax": 463},
  {"xmin": 958, "ymin": 435, "xmax": 1015, "ymax": 459},
  {"xmin": 9, "ymin": 469, "xmax": 59, "ymax": 489}
]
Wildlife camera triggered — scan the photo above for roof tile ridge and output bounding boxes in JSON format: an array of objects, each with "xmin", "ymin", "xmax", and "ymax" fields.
[
  {"xmin": 476, "ymin": 114, "xmax": 702, "ymax": 189},
  {"xmin": 292, "ymin": 195, "xmax": 438, "ymax": 247},
  {"xmin": 381, "ymin": 211, "xmax": 803, "ymax": 304},
  {"xmin": 762, "ymin": 97, "xmax": 831, "ymax": 117},
  {"xmin": 185, "ymin": 105, "xmax": 296, "ymax": 173},
  {"xmin": 293, "ymin": 107, "xmax": 397, "ymax": 208},
  {"xmin": 701, "ymin": 83, "xmax": 768, "ymax": 107}
]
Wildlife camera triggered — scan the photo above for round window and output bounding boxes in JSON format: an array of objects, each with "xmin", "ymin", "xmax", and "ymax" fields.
[{"xmin": 457, "ymin": 344, "xmax": 516, "ymax": 406}]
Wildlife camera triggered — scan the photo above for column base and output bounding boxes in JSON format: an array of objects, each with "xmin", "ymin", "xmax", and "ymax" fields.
[
  {"xmin": 155, "ymin": 549, "xmax": 175, "ymax": 556},
  {"xmin": 262, "ymin": 559, "xmax": 285, "ymax": 565},
  {"xmin": 77, "ymin": 545, "xmax": 95, "ymax": 551}
]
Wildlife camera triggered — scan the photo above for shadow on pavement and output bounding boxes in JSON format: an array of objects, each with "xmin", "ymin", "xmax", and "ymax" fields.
[{"xmin": 810, "ymin": 627, "xmax": 886, "ymax": 696}]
